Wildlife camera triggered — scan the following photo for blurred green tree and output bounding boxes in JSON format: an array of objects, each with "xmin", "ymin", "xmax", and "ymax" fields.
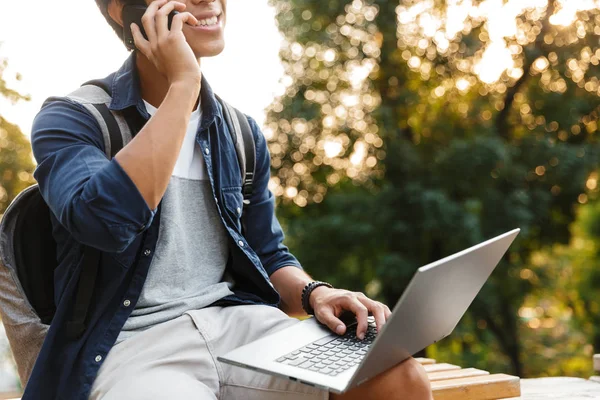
[
  {"xmin": 572, "ymin": 202, "xmax": 600, "ymax": 353},
  {"xmin": 525, "ymin": 199, "xmax": 600, "ymax": 376},
  {"xmin": 266, "ymin": 0, "xmax": 600, "ymax": 377},
  {"xmin": 503, "ymin": 199, "xmax": 600, "ymax": 378},
  {"xmin": 0, "ymin": 51, "xmax": 35, "ymax": 216}
]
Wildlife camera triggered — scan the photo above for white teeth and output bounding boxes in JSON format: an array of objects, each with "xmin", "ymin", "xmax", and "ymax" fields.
[{"xmin": 197, "ymin": 16, "xmax": 218, "ymax": 26}]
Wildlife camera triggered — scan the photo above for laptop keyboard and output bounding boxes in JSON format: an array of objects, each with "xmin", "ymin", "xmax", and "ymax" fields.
[{"xmin": 275, "ymin": 320, "xmax": 377, "ymax": 376}]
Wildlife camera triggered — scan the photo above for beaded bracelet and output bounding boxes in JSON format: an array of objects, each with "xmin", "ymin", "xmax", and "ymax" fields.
[{"xmin": 301, "ymin": 281, "xmax": 333, "ymax": 315}]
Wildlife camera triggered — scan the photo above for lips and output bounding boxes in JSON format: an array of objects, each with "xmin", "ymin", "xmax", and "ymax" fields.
[{"xmin": 190, "ymin": 9, "xmax": 222, "ymax": 28}]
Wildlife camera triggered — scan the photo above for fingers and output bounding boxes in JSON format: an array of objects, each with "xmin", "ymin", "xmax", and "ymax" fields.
[
  {"xmin": 170, "ymin": 11, "xmax": 198, "ymax": 34},
  {"xmin": 343, "ymin": 295, "xmax": 369, "ymax": 340},
  {"xmin": 384, "ymin": 304, "xmax": 392, "ymax": 319},
  {"xmin": 141, "ymin": 0, "xmax": 167, "ymax": 44},
  {"xmin": 311, "ymin": 289, "xmax": 393, "ymax": 341},
  {"xmin": 130, "ymin": 23, "xmax": 150, "ymax": 57},
  {"xmin": 363, "ymin": 297, "xmax": 386, "ymax": 333},
  {"xmin": 156, "ymin": 1, "xmax": 187, "ymax": 38},
  {"xmin": 347, "ymin": 293, "xmax": 392, "ymax": 339},
  {"xmin": 315, "ymin": 306, "xmax": 347, "ymax": 336}
]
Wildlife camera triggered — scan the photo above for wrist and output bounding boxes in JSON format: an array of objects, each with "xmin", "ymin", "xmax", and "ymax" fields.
[
  {"xmin": 309, "ymin": 286, "xmax": 330, "ymax": 310},
  {"xmin": 169, "ymin": 78, "xmax": 201, "ymax": 95},
  {"xmin": 301, "ymin": 281, "xmax": 333, "ymax": 315},
  {"xmin": 167, "ymin": 81, "xmax": 201, "ymax": 114}
]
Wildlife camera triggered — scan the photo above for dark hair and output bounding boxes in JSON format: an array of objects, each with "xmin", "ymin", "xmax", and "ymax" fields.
[{"xmin": 95, "ymin": 0, "xmax": 147, "ymax": 49}]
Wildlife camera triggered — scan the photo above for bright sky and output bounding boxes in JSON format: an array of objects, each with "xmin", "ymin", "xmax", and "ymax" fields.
[{"xmin": 0, "ymin": 0, "xmax": 284, "ymax": 136}]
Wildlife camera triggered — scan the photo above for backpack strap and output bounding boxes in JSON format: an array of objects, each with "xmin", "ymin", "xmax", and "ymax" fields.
[
  {"xmin": 63, "ymin": 83, "xmax": 132, "ymax": 339},
  {"xmin": 216, "ymin": 96, "xmax": 256, "ymax": 205},
  {"xmin": 66, "ymin": 84, "xmax": 133, "ymax": 158}
]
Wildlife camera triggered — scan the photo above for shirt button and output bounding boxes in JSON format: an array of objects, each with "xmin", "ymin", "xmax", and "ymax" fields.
[
  {"xmin": 143, "ymin": 249, "xmax": 152, "ymax": 256},
  {"xmin": 205, "ymin": 148, "xmax": 210, "ymax": 155},
  {"xmin": 123, "ymin": 299, "xmax": 131, "ymax": 307},
  {"xmin": 95, "ymin": 355, "xmax": 102, "ymax": 363},
  {"xmin": 238, "ymin": 240, "xmax": 245, "ymax": 247},
  {"xmin": 236, "ymin": 207, "xmax": 242, "ymax": 215},
  {"xmin": 214, "ymin": 197, "xmax": 218, "ymax": 204}
]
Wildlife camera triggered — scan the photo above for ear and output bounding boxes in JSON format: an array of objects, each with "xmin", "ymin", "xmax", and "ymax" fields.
[{"xmin": 107, "ymin": 0, "xmax": 124, "ymax": 28}]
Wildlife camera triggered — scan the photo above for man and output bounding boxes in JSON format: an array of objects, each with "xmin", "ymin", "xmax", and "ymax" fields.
[{"xmin": 28, "ymin": 0, "xmax": 433, "ymax": 398}]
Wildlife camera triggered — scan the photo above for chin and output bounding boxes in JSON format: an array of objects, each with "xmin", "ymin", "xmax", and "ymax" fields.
[{"xmin": 193, "ymin": 41, "xmax": 226, "ymax": 58}]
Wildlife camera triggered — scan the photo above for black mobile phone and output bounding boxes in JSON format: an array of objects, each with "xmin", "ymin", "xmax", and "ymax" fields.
[{"xmin": 122, "ymin": 5, "xmax": 179, "ymax": 51}]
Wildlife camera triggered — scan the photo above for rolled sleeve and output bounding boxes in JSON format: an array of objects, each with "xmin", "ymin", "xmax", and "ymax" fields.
[
  {"xmin": 242, "ymin": 116, "xmax": 302, "ymax": 276},
  {"xmin": 31, "ymin": 97, "xmax": 155, "ymax": 253}
]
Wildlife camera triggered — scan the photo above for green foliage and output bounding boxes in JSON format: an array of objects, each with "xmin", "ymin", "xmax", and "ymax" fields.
[
  {"xmin": 0, "ymin": 54, "xmax": 35, "ymax": 215},
  {"xmin": 267, "ymin": 0, "xmax": 600, "ymax": 377},
  {"xmin": 509, "ymin": 200, "xmax": 600, "ymax": 378}
]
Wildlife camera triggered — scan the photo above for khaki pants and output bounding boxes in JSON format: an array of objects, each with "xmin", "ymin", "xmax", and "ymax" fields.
[{"xmin": 90, "ymin": 304, "xmax": 329, "ymax": 400}]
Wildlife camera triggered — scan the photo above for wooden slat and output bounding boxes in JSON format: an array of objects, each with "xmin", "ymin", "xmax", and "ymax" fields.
[
  {"xmin": 432, "ymin": 373, "xmax": 520, "ymax": 400},
  {"xmin": 428, "ymin": 367, "xmax": 490, "ymax": 382},
  {"xmin": 416, "ymin": 357, "xmax": 437, "ymax": 365},
  {"xmin": 594, "ymin": 354, "xmax": 600, "ymax": 372},
  {"xmin": 424, "ymin": 363, "xmax": 462, "ymax": 373}
]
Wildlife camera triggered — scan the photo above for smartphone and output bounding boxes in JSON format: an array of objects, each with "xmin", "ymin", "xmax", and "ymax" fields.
[{"xmin": 122, "ymin": 5, "xmax": 180, "ymax": 51}]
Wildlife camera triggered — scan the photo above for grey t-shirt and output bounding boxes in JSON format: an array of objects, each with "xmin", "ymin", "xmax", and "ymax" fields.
[{"xmin": 116, "ymin": 99, "xmax": 235, "ymax": 344}]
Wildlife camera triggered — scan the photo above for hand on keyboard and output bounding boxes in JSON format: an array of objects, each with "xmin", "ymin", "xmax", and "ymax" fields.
[
  {"xmin": 308, "ymin": 287, "xmax": 392, "ymax": 341},
  {"xmin": 275, "ymin": 320, "xmax": 378, "ymax": 376}
]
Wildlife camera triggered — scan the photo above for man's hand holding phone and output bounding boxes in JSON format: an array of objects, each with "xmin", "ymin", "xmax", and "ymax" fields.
[{"xmin": 130, "ymin": 0, "xmax": 201, "ymax": 88}]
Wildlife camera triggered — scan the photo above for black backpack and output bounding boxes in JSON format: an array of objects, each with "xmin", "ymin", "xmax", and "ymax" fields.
[{"xmin": 0, "ymin": 81, "xmax": 255, "ymax": 387}]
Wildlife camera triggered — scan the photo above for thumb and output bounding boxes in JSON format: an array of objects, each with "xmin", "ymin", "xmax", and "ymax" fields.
[{"xmin": 316, "ymin": 306, "xmax": 347, "ymax": 335}]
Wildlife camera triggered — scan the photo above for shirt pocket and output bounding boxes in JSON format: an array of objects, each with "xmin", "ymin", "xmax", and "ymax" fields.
[{"xmin": 221, "ymin": 186, "xmax": 244, "ymax": 232}]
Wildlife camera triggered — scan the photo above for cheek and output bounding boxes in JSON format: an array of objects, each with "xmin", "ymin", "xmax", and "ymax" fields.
[{"xmin": 221, "ymin": 0, "xmax": 227, "ymax": 20}]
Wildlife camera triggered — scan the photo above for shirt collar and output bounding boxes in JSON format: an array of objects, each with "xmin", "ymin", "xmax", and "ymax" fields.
[{"xmin": 109, "ymin": 51, "xmax": 222, "ymax": 131}]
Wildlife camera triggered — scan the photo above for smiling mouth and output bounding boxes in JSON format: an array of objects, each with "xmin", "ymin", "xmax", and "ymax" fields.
[{"xmin": 194, "ymin": 12, "xmax": 222, "ymax": 27}]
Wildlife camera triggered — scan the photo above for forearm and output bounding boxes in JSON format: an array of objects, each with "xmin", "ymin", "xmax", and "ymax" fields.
[
  {"xmin": 270, "ymin": 266, "xmax": 314, "ymax": 316},
  {"xmin": 115, "ymin": 80, "xmax": 200, "ymax": 209}
]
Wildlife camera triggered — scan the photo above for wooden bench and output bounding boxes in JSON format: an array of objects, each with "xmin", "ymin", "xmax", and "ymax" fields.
[
  {"xmin": 416, "ymin": 357, "xmax": 521, "ymax": 399},
  {"xmin": 419, "ymin": 353, "xmax": 600, "ymax": 399}
]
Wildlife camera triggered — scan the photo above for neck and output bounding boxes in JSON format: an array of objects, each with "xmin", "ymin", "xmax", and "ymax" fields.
[{"xmin": 135, "ymin": 51, "xmax": 201, "ymax": 111}]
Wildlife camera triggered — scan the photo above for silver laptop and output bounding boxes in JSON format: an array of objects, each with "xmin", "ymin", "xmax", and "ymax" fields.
[{"xmin": 218, "ymin": 229, "xmax": 520, "ymax": 393}]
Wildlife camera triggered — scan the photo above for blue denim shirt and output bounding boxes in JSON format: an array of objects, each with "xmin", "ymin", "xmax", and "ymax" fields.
[{"xmin": 25, "ymin": 52, "xmax": 301, "ymax": 400}]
